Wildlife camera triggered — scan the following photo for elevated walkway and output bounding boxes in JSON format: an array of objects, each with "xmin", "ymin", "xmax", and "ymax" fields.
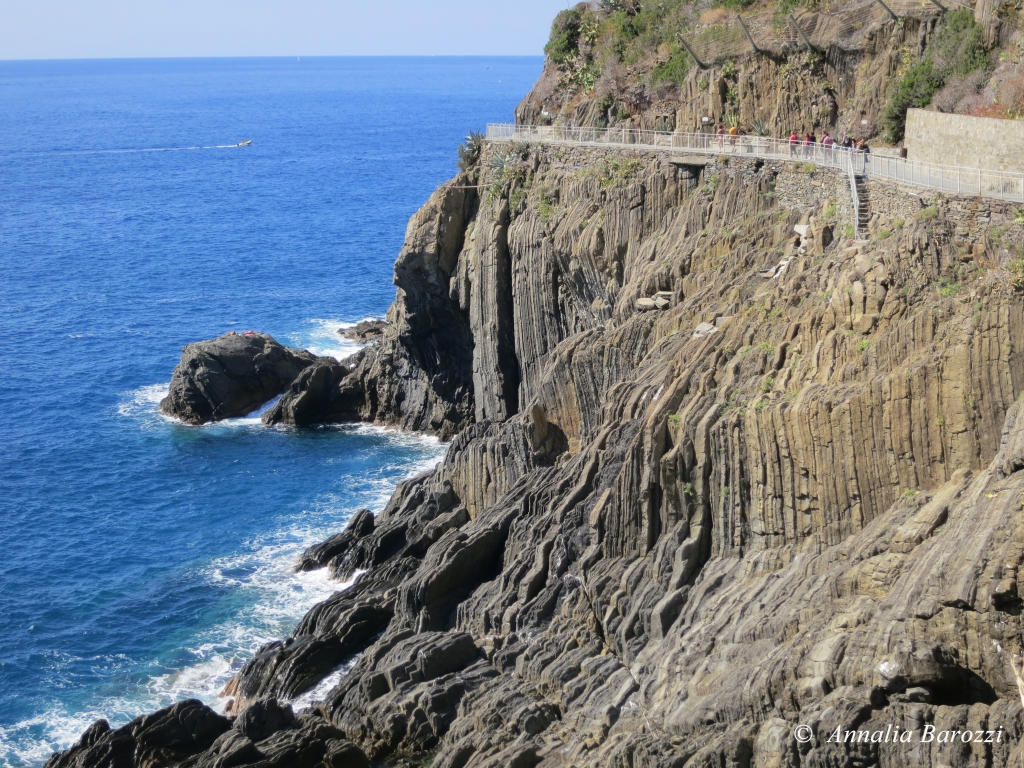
[{"xmin": 487, "ymin": 123, "xmax": 1024, "ymax": 238}]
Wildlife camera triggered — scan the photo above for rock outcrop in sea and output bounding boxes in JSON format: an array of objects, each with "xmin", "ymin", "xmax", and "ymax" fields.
[
  {"xmin": 54, "ymin": 4, "xmax": 1024, "ymax": 767},
  {"xmin": 160, "ymin": 333, "xmax": 318, "ymax": 425}
]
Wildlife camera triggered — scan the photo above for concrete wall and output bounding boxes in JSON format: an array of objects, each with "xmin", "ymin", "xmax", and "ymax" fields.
[{"xmin": 905, "ymin": 108, "xmax": 1024, "ymax": 172}]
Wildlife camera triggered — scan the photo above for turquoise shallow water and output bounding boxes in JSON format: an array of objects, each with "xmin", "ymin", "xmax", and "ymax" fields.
[{"xmin": 0, "ymin": 56, "xmax": 542, "ymax": 767}]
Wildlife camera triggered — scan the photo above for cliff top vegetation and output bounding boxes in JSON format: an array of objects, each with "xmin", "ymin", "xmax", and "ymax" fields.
[{"xmin": 522, "ymin": 0, "xmax": 1024, "ymax": 144}]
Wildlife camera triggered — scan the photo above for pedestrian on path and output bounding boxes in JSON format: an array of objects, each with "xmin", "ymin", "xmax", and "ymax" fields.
[
  {"xmin": 821, "ymin": 131, "xmax": 834, "ymax": 163},
  {"xmin": 803, "ymin": 131, "xmax": 815, "ymax": 160},
  {"xmin": 789, "ymin": 130, "xmax": 799, "ymax": 158},
  {"xmin": 716, "ymin": 122, "xmax": 725, "ymax": 151},
  {"xmin": 856, "ymin": 138, "xmax": 870, "ymax": 173}
]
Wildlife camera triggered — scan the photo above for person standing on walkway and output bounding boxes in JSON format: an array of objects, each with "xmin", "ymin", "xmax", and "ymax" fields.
[
  {"xmin": 856, "ymin": 138, "xmax": 870, "ymax": 173},
  {"xmin": 841, "ymin": 133, "xmax": 853, "ymax": 153},
  {"xmin": 803, "ymin": 131, "xmax": 815, "ymax": 160},
  {"xmin": 716, "ymin": 122, "xmax": 725, "ymax": 151},
  {"xmin": 821, "ymin": 131, "xmax": 834, "ymax": 163},
  {"xmin": 728, "ymin": 122, "xmax": 738, "ymax": 150},
  {"xmin": 789, "ymin": 130, "xmax": 799, "ymax": 158}
]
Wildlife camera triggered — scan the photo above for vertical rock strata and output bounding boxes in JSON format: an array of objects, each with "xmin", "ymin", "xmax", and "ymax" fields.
[
  {"xmin": 179, "ymin": 147, "xmax": 1024, "ymax": 768},
  {"xmin": 53, "ymin": 118, "xmax": 1024, "ymax": 768}
]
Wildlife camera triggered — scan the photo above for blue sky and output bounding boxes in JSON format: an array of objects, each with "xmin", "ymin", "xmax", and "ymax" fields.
[{"xmin": 0, "ymin": 0, "xmax": 573, "ymax": 60}]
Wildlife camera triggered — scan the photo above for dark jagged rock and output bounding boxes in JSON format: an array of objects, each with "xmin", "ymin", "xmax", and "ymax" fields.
[
  {"xmin": 210, "ymin": 149, "xmax": 1024, "ymax": 768},
  {"xmin": 296, "ymin": 509, "xmax": 375, "ymax": 572},
  {"xmin": 323, "ymin": 738, "xmax": 370, "ymax": 768},
  {"xmin": 233, "ymin": 697, "xmax": 297, "ymax": 742},
  {"xmin": 44, "ymin": 699, "xmax": 230, "ymax": 768},
  {"xmin": 160, "ymin": 332, "xmax": 317, "ymax": 425},
  {"xmin": 261, "ymin": 360, "xmax": 360, "ymax": 427},
  {"xmin": 339, "ymin": 320, "xmax": 386, "ymax": 345},
  {"xmin": 184, "ymin": 711, "xmax": 365, "ymax": 768},
  {"xmin": 332, "ymin": 176, "xmax": 479, "ymax": 441}
]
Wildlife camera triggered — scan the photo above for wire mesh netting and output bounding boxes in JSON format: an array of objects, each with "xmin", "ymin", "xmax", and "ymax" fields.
[{"xmin": 684, "ymin": 0, "xmax": 947, "ymax": 63}]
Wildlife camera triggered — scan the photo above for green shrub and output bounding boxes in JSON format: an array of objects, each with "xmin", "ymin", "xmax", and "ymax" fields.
[
  {"xmin": 883, "ymin": 10, "xmax": 989, "ymax": 142},
  {"xmin": 651, "ymin": 48, "xmax": 692, "ymax": 84},
  {"xmin": 545, "ymin": 10, "xmax": 582, "ymax": 65},
  {"xmin": 1009, "ymin": 256, "xmax": 1024, "ymax": 290},
  {"xmin": 537, "ymin": 190, "xmax": 557, "ymax": 223}
]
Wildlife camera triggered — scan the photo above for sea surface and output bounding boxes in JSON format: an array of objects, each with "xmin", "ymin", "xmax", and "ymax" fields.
[{"xmin": 0, "ymin": 56, "xmax": 542, "ymax": 767}]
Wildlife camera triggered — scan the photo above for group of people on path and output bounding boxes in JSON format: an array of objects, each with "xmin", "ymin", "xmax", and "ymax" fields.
[
  {"xmin": 712, "ymin": 121, "xmax": 869, "ymax": 162},
  {"xmin": 786, "ymin": 129, "xmax": 869, "ymax": 160}
]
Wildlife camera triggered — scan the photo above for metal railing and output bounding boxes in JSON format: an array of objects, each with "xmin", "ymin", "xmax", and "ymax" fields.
[
  {"xmin": 849, "ymin": 162, "xmax": 862, "ymax": 239},
  {"xmin": 486, "ymin": 123, "xmax": 1024, "ymax": 205},
  {"xmin": 865, "ymin": 153, "xmax": 1024, "ymax": 201},
  {"xmin": 489, "ymin": 123, "xmax": 852, "ymax": 173}
]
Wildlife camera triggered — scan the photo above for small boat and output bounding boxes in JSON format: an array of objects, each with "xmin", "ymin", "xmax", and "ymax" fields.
[{"xmin": 237, "ymin": 140, "xmax": 252, "ymax": 147}]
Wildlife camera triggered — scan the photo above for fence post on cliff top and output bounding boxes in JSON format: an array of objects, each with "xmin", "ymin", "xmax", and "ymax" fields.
[
  {"xmin": 788, "ymin": 15, "xmax": 815, "ymax": 51},
  {"xmin": 677, "ymin": 34, "xmax": 708, "ymax": 69},
  {"xmin": 736, "ymin": 15, "xmax": 762, "ymax": 55},
  {"xmin": 872, "ymin": 0, "xmax": 899, "ymax": 21}
]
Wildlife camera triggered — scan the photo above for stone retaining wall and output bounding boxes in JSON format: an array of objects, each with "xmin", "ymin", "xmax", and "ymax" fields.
[{"xmin": 905, "ymin": 108, "xmax": 1024, "ymax": 172}]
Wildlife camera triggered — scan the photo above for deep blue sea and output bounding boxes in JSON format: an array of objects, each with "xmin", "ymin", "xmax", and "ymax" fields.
[{"xmin": 0, "ymin": 56, "xmax": 541, "ymax": 767}]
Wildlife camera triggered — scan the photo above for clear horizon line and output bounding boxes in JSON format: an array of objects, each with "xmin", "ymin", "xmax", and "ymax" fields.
[{"xmin": 0, "ymin": 53, "xmax": 548, "ymax": 63}]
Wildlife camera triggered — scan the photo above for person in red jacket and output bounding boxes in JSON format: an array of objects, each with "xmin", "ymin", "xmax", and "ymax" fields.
[{"xmin": 789, "ymin": 130, "xmax": 799, "ymax": 158}]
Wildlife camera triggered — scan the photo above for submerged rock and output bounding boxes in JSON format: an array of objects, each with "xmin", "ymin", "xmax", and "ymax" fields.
[{"xmin": 160, "ymin": 332, "xmax": 317, "ymax": 425}]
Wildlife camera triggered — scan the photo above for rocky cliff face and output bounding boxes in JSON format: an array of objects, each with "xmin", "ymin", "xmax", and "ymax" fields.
[
  {"xmin": 52, "ymin": 138, "xmax": 1024, "ymax": 768},
  {"xmin": 51, "ymin": 17, "xmax": 1024, "ymax": 768}
]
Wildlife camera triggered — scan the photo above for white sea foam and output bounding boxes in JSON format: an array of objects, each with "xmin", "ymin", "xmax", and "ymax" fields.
[
  {"xmin": 116, "ymin": 385, "xmax": 282, "ymax": 431},
  {"xmin": 117, "ymin": 383, "xmax": 171, "ymax": 421},
  {"xmin": 41, "ymin": 362, "xmax": 449, "ymax": 768},
  {"xmin": 290, "ymin": 655, "xmax": 361, "ymax": 712},
  {"xmin": 0, "ymin": 707, "xmax": 125, "ymax": 768},
  {"xmin": 290, "ymin": 318, "xmax": 373, "ymax": 361}
]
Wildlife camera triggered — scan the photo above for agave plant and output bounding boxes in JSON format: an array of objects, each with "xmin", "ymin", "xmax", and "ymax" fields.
[
  {"xmin": 724, "ymin": 113, "xmax": 740, "ymax": 129},
  {"xmin": 751, "ymin": 118, "xmax": 771, "ymax": 137},
  {"xmin": 456, "ymin": 131, "xmax": 484, "ymax": 172},
  {"xmin": 489, "ymin": 152, "xmax": 514, "ymax": 175}
]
